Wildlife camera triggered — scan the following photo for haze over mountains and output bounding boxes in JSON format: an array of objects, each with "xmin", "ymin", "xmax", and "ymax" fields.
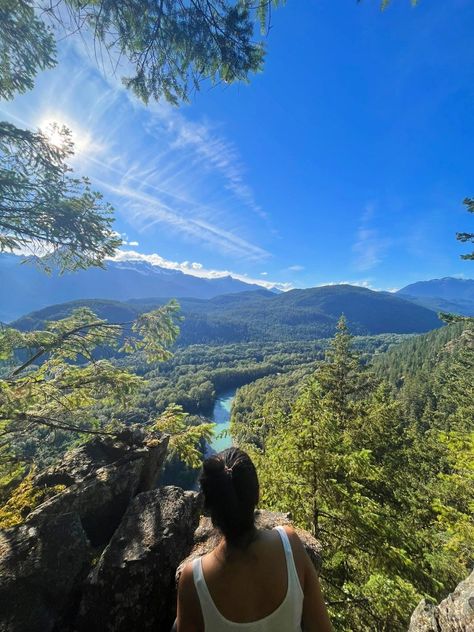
[
  {"xmin": 0, "ymin": 254, "xmax": 271, "ymax": 322},
  {"xmin": 397, "ymin": 278, "xmax": 474, "ymax": 316}
]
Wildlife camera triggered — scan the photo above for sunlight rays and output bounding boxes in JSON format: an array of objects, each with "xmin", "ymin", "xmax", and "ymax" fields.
[{"xmin": 2, "ymin": 43, "xmax": 271, "ymax": 266}]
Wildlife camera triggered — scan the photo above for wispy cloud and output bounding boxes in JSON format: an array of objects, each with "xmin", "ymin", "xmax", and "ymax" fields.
[
  {"xmin": 95, "ymin": 180, "xmax": 270, "ymax": 260},
  {"xmin": 1, "ymin": 43, "xmax": 271, "ymax": 262},
  {"xmin": 111, "ymin": 249, "xmax": 292, "ymax": 291},
  {"xmin": 168, "ymin": 113, "xmax": 267, "ymax": 220},
  {"xmin": 287, "ymin": 264, "xmax": 305, "ymax": 272},
  {"xmin": 352, "ymin": 204, "xmax": 389, "ymax": 271}
]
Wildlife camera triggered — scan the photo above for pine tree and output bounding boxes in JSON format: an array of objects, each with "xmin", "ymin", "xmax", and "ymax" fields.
[{"xmin": 249, "ymin": 317, "xmax": 428, "ymax": 630}]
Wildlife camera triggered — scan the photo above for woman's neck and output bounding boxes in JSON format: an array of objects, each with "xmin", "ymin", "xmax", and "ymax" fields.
[{"xmin": 216, "ymin": 526, "xmax": 259, "ymax": 561}]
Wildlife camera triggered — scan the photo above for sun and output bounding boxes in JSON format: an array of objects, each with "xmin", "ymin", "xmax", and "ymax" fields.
[{"xmin": 38, "ymin": 114, "xmax": 94, "ymax": 155}]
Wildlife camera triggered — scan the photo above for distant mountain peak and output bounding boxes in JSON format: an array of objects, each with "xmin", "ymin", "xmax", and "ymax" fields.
[
  {"xmin": 396, "ymin": 277, "xmax": 474, "ymax": 317},
  {"xmin": 0, "ymin": 254, "xmax": 275, "ymax": 322}
]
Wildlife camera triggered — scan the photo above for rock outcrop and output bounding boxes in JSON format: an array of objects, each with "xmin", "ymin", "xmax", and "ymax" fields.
[
  {"xmin": 0, "ymin": 512, "xmax": 91, "ymax": 632},
  {"xmin": 0, "ymin": 432, "xmax": 324, "ymax": 632},
  {"xmin": 30, "ymin": 430, "xmax": 169, "ymax": 546},
  {"xmin": 0, "ymin": 429, "xmax": 170, "ymax": 632},
  {"xmin": 77, "ymin": 486, "xmax": 201, "ymax": 632},
  {"xmin": 408, "ymin": 570, "xmax": 474, "ymax": 632}
]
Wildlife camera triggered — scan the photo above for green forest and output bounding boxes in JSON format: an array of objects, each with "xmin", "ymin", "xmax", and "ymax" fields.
[{"xmin": 232, "ymin": 317, "xmax": 474, "ymax": 629}]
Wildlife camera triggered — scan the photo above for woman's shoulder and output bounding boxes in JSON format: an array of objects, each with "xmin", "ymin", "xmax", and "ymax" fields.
[
  {"xmin": 277, "ymin": 524, "xmax": 307, "ymax": 588},
  {"xmin": 178, "ymin": 560, "xmax": 196, "ymax": 595},
  {"xmin": 278, "ymin": 523, "xmax": 302, "ymax": 549},
  {"xmin": 177, "ymin": 560, "xmax": 204, "ymax": 631}
]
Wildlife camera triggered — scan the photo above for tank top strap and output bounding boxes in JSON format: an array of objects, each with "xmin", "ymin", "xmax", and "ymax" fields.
[
  {"xmin": 192, "ymin": 557, "xmax": 230, "ymax": 628},
  {"xmin": 274, "ymin": 526, "xmax": 304, "ymax": 597},
  {"xmin": 192, "ymin": 557, "xmax": 211, "ymax": 606}
]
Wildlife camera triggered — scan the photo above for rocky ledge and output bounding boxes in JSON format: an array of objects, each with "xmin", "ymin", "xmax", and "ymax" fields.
[
  {"xmin": 0, "ymin": 431, "xmax": 322, "ymax": 632},
  {"xmin": 408, "ymin": 571, "xmax": 474, "ymax": 632}
]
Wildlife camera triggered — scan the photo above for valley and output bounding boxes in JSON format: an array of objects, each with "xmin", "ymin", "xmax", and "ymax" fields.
[{"xmin": 1, "ymin": 275, "xmax": 473, "ymax": 631}]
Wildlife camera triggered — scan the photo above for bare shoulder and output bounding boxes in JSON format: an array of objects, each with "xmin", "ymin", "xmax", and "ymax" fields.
[
  {"xmin": 178, "ymin": 560, "xmax": 194, "ymax": 591},
  {"xmin": 282, "ymin": 524, "xmax": 306, "ymax": 556},
  {"xmin": 177, "ymin": 560, "xmax": 203, "ymax": 632},
  {"xmin": 281, "ymin": 528, "xmax": 333, "ymax": 631}
]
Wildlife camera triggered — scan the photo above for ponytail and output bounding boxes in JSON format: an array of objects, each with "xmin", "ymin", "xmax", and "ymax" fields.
[{"xmin": 199, "ymin": 447, "xmax": 259, "ymax": 547}]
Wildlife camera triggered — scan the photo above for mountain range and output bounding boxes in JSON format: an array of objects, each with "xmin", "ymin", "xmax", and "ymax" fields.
[
  {"xmin": 12, "ymin": 285, "xmax": 444, "ymax": 345},
  {"xmin": 0, "ymin": 254, "xmax": 271, "ymax": 322},
  {"xmin": 3, "ymin": 253, "xmax": 473, "ymax": 342},
  {"xmin": 396, "ymin": 277, "xmax": 474, "ymax": 316}
]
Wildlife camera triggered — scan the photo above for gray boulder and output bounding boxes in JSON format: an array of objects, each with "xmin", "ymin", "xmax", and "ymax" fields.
[
  {"xmin": 408, "ymin": 570, "xmax": 474, "ymax": 632},
  {"xmin": 77, "ymin": 486, "xmax": 202, "ymax": 632},
  {"xmin": 29, "ymin": 432, "xmax": 169, "ymax": 545},
  {"xmin": 0, "ymin": 513, "xmax": 91, "ymax": 632}
]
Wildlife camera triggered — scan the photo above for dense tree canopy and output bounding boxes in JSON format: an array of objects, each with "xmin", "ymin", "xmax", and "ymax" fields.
[{"xmin": 233, "ymin": 317, "xmax": 474, "ymax": 630}]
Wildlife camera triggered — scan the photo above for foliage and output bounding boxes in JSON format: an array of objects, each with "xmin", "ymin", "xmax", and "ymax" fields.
[
  {"xmin": 0, "ymin": 0, "xmax": 56, "ymax": 99},
  {"xmin": 0, "ymin": 469, "xmax": 65, "ymax": 529},
  {"xmin": 456, "ymin": 197, "xmax": 474, "ymax": 260},
  {"xmin": 0, "ymin": 4, "xmax": 121, "ymax": 272},
  {"xmin": 121, "ymin": 299, "xmax": 181, "ymax": 362},
  {"xmin": 373, "ymin": 321, "xmax": 465, "ymax": 387},
  {"xmin": 236, "ymin": 317, "xmax": 474, "ymax": 630},
  {"xmin": 433, "ymin": 431, "xmax": 474, "ymax": 566},
  {"xmin": 3, "ymin": 0, "xmax": 284, "ymax": 107},
  {"xmin": 0, "ymin": 122, "xmax": 121, "ymax": 271},
  {"xmin": 0, "ymin": 303, "xmax": 181, "ymax": 482},
  {"xmin": 152, "ymin": 404, "xmax": 214, "ymax": 469}
]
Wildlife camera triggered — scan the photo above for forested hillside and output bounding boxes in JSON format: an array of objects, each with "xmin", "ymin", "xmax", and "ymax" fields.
[
  {"xmin": 11, "ymin": 284, "xmax": 443, "ymax": 344},
  {"xmin": 1, "ymin": 328, "xmax": 406, "ymax": 472},
  {"xmin": 231, "ymin": 317, "xmax": 474, "ymax": 630}
]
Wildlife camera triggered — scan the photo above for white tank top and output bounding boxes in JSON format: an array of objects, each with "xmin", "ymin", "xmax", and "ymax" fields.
[{"xmin": 192, "ymin": 525, "xmax": 304, "ymax": 632}]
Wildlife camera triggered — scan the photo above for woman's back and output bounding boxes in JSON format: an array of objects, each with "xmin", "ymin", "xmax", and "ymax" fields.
[
  {"xmin": 193, "ymin": 526, "xmax": 303, "ymax": 630},
  {"xmin": 176, "ymin": 448, "xmax": 332, "ymax": 632}
]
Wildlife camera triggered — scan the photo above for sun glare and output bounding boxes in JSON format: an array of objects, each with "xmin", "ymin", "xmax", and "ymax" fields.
[{"xmin": 38, "ymin": 114, "xmax": 95, "ymax": 155}]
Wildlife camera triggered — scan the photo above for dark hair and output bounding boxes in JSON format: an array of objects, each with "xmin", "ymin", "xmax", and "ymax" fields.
[{"xmin": 199, "ymin": 447, "xmax": 259, "ymax": 547}]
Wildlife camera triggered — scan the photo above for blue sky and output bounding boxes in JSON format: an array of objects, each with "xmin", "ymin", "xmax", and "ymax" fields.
[{"xmin": 2, "ymin": 0, "xmax": 474, "ymax": 291}]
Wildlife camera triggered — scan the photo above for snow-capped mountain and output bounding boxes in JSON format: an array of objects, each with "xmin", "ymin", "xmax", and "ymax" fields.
[{"xmin": 0, "ymin": 254, "xmax": 272, "ymax": 322}]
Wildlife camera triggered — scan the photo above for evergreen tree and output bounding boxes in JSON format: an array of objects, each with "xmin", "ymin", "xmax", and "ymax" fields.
[
  {"xmin": 0, "ymin": 122, "xmax": 121, "ymax": 271},
  {"xmin": 456, "ymin": 197, "xmax": 474, "ymax": 260},
  {"xmin": 0, "ymin": 301, "xmax": 214, "ymax": 515},
  {"xmin": 248, "ymin": 317, "xmax": 432, "ymax": 630}
]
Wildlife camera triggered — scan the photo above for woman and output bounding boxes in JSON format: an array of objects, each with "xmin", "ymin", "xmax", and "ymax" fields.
[{"xmin": 176, "ymin": 447, "xmax": 332, "ymax": 632}]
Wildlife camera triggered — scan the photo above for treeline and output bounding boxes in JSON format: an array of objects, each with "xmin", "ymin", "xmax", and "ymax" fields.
[
  {"xmin": 2, "ymin": 332, "xmax": 408, "ymax": 473},
  {"xmin": 113, "ymin": 334, "xmax": 407, "ymax": 420},
  {"xmin": 11, "ymin": 283, "xmax": 443, "ymax": 347},
  {"xmin": 232, "ymin": 318, "xmax": 474, "ymax": 631},
  {"xmin": 373, "ymin": 320, "xmax": 466, "ymax": 386}
]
